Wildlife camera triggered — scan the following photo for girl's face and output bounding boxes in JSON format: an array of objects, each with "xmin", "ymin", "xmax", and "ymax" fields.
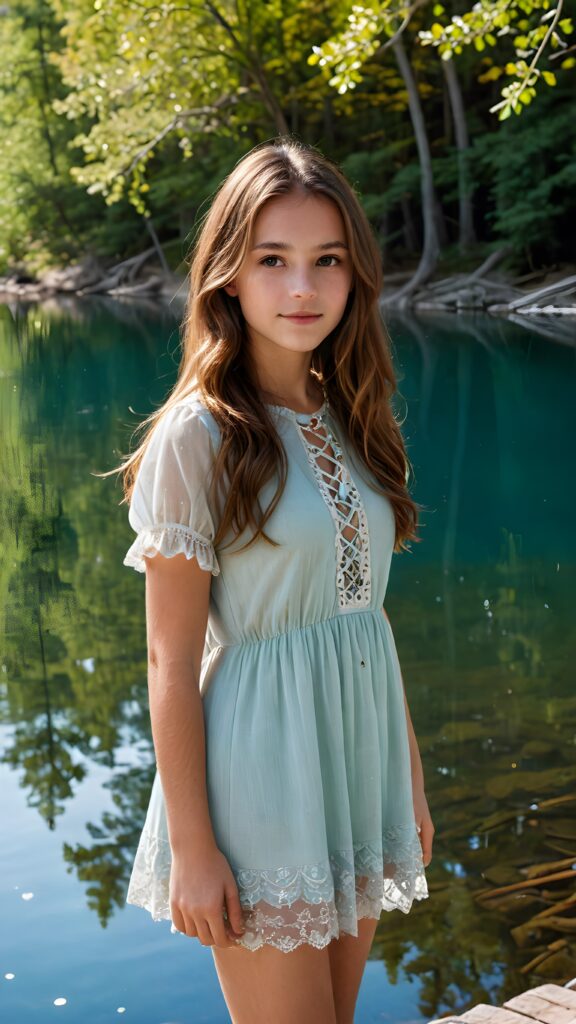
[{"xmin": 223, "ymin": 191, "xmax": 353, "ymax": 358}]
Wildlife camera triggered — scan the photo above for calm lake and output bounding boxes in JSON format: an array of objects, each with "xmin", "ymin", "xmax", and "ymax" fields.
[{"xmin": 1, "ymin": 297, "xmax": 575, "ymax": 1023}]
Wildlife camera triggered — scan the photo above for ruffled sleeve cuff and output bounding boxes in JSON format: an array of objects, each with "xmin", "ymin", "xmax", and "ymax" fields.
[{"xmin": 123, "ymin": 523, "xmax": 221, "ymax": 576}]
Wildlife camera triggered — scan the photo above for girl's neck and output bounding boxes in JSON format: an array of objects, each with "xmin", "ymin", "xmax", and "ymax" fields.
[{"xmin": 258, "ymin": 375, "xmax": 325, "ymax": 415}]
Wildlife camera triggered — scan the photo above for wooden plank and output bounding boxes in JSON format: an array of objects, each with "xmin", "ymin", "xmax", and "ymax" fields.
[
  {"xmin": 426, "ymin": 984, "xmax": 576, "ymax": 1024},
  {"xmin": 458, "ymin": 1006, "xmax": 540, "ymax": 1023},
  {"xmin": 503, "ymin": 991, "xmax": 576, "ymax": 1023},
  {"xmin": 527, "ymin": 987, "xmax": 576, "ymax": 1012}
]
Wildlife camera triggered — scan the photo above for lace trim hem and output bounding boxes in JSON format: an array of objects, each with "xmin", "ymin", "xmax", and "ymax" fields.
[
  {"xmin": 123, "ymin": 523, "xmax": 220, "ymax": 576},
  {"xmin": 125, "ymin": 826, "xmax": 429, "ymax": 953}
]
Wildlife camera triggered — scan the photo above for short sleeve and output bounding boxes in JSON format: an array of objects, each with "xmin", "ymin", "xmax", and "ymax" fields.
[{"xmin": 123, "ymin": 400, "xmax": 220, "ymax": 576}]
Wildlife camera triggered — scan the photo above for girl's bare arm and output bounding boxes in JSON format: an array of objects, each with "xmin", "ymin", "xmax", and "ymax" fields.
[
  {"xmin": 144, "ymin": 552, "xmax": 216, "ymax": 855},
  {"xmin": 142, "ymin": 552, "xmax": 245, "ymax": 945}
]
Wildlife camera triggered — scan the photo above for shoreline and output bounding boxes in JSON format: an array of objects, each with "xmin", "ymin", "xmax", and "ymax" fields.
[{"xmin": 1, "ymin": 256, "xmax": 575, "ymax": 320}]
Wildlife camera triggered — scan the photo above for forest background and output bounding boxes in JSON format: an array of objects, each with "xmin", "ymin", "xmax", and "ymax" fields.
[{"xmin": 1, "ymin": 0, "xmax": 575, "ymax": 293}]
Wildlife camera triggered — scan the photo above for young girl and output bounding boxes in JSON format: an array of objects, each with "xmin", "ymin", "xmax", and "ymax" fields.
[{"xmin": 117, "ymin": 136, "xmax": 433, "ymax": 1024}]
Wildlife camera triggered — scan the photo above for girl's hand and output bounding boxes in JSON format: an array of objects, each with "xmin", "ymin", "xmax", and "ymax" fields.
[
  {"xmin": 169, "ymin": 843, "xmax": 247, "ymax": 947},
  {"xmin": 412, "ymin": 782, "xmax": 434, "ymax": 867}
]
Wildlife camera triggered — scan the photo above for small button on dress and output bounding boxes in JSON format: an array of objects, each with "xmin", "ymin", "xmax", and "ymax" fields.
[{"xmin": 123, "ymin": 390, "xmax": 429, "ymax": 953}]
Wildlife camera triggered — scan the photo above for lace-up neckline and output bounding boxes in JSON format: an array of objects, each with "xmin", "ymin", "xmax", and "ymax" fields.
[{"xmin": 268, "ymin": 397, "xmax": 371, "ymax": 610}]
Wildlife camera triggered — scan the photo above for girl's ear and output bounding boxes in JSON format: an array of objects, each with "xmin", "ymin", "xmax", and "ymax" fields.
[{"xmin": 224, "ymin": 280, "xmax": 238, "ymax": 297}]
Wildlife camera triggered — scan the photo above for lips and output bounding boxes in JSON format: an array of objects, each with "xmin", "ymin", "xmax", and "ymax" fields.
[{"xmin": 281, "ymin": 313, "xmax": 322, "ymax": 320}]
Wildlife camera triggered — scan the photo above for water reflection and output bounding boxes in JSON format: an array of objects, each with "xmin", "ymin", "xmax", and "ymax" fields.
[{"xmin": 0, "ymin": 297, "xmax": 574, "ymax": 1023}]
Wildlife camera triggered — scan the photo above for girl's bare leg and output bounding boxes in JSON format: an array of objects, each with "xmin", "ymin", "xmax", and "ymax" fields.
[
  {"xmin": 327, "ymin": 916, "xmax": 380, "ymax": 1024},
  {"xmin": 211, "ymin": 936, "xmax": 337, "ymax": 1024}
]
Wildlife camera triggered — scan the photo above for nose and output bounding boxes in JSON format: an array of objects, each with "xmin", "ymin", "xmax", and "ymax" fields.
[{"xmin": 289, "ymin": 269, "xmax": 317, "ymax": 299}]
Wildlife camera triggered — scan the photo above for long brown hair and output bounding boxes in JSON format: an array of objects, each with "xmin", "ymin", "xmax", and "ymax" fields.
[{"xmin": 99, "ymin": 135, "xmax": 422, "ymax": 555}]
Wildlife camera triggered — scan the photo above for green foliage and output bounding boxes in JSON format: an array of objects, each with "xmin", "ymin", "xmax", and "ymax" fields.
[
  {"xmin": 47, "ymin": 0, "xmax": 343, "ymax": 213},
  {"xmin": 470, "ymin": 83, "xmax": 576, "ymax": 256},
  {"xmin": 418, "ymin": 0, "xmax": 574, "ymax": 120},
  {"xmin": 0, "ymin": 0, "xmax": 154, "ymax": 271},
  {"xmin": 309, "ymin": 0, "xmax": 574, "ymax": 120},
  {"xmin": 341, "ymin": 146, "xmax": 422, "ymax": 221},
  {"xmin": 49, "ymin": 0, "xmax": 236, "ymax": 213},
  {"xmin": 0, "ymin": 1, "xmax": 81, "ymax": 269},
  {"xmin": 0, "ymin": 0, "xmax": 574, "ymax": 273},
  {"xmin": 309, "ymin": 5, "xmax": 388, "ymax": 93}
]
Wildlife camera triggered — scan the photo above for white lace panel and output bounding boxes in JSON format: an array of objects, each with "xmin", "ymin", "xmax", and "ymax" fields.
[{"xmin": 296, "ymin": 414, "xmax": 371, "ymax": 609}]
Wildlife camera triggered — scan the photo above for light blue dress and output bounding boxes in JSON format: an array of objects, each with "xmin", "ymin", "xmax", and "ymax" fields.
[{"xmin": 123, "ymin": 390, "xmax": 429, "ymax": 952}]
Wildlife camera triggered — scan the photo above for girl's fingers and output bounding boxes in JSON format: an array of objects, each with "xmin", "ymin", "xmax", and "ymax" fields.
[
  {"xmin": 417, "ymin": 821, "xmax": 434, "ymax": 866},
  {"xmin": 171, "ymin": 906, "xmax": 186, "ymax": 934},
  {"xmin": 196, "ymin": 918, "xmax": 216, "ymax": 946},
  {"xmin": 224, "ymin": 883, "xmax": 246, "ymax": 938}
]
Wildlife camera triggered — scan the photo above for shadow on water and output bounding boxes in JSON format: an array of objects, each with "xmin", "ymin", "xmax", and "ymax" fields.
[{"xmin": 0, "ymin": 296, "xmax": 574, "ymax": 1023}]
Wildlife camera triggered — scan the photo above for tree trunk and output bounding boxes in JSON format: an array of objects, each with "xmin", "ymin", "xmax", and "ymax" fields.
[
  {"xmin": 442, "ymin": 71, "xmax": 452, "ymax": 143},
  {"xmin": 204, "ymin": 2, "xmax": 288, "ymax": 134},
  {"xmin": 250, "ymin": 60, "xmax": 289, "ymax": 134},
  {"xmin": 400, "ymin": 195, "xmax": 419, "ymax": 254},
  {"xmin": 442, "ymin": 56, "xmax": 476, "ymax": 252},
  {"xmin": 434, "ymin": 192, "xmax": 449, "ymax": 248},
  {"xmin": 36, "ymin": 21, "xmax": 59, "ymax": 178},
  {"xmin": 144, "ymin": 215, "xmax": 170, "ymax": 275},
  {"xmin": 384, "ymin": 37, "xmax": 440, "ymax": 306}
]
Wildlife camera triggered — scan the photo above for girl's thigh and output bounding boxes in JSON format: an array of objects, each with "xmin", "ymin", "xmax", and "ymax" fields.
[
  {"xmin": 328, "ymin": 916, "xmax": 380, "ymax": 1024},
  {"xmin": 211, "ymin": 937, "xmax": 338, "ymax": 1024}
]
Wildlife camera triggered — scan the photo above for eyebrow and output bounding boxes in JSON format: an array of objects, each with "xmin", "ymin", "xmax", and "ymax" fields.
[{"xmin": 251, "ymin": 240, "xmax": 349, "ymax": 251}]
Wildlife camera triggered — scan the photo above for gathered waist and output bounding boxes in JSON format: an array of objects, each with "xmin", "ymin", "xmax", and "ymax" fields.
[{"xmin": 215, "ymin": 605, "xmax": 385, "ymax": 649}]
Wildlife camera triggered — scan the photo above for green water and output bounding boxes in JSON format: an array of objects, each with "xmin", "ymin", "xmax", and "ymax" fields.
[{"xmin": 0, "ymin": 298, "xmax": 574, "ymax": 1023}]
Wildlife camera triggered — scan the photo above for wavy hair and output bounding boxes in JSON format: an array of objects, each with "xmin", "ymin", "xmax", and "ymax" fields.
[{"xmin": 100, "ymin": 135, "xmax": 423, "ymax": 555}]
